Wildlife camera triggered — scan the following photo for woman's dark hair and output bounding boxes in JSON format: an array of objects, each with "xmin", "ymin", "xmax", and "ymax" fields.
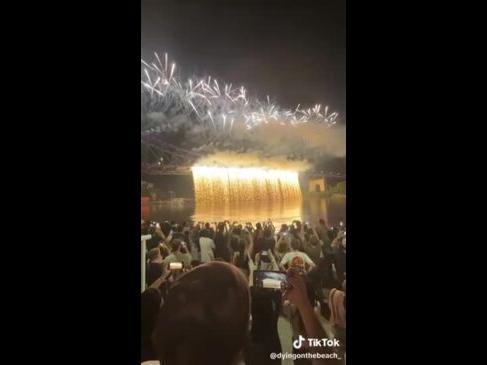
[
  {"xmin": 162, "ymin": 221, "xmax": 171, "ymax": 237},
  {"xmin": 153, "ymin": 262, "xmax": 250, "ymax": 365},
  {"xmin": 291, "ymin": 238, "xmax": 301, "ymax": 251}
]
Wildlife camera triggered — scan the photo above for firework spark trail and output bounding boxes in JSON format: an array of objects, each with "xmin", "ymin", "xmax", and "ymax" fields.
[{"xmin": 141, "ymin": 53, "xmax": 339, "ymax": 133}]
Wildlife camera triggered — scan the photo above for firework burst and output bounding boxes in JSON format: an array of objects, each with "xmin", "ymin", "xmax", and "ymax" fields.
[{"xmin": 141, "ymin": 53, "xmax": 338, "ymax": 134}]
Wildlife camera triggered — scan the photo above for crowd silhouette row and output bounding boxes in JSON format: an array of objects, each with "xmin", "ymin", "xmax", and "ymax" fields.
[{"xmin": 141, "ymin": 218, "xmax": 346, "ymax": 365}]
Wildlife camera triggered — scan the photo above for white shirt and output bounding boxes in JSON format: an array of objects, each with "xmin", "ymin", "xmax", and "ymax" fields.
[
  {"xmin": 280, "ymin": 250, "xmax": 315, "ymax": 269},
  {"xmin": 199, "ymin": 236, "xmax": 215, "ymax": 263}
]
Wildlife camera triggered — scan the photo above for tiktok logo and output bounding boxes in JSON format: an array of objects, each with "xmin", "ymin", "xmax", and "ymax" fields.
[
  {"xmin": 293, "ymin": 335, "xmax": 306, "ymax": 349},
  {"xmin": 292, "ymin": 336, "xmax": 341, "ymax": 349}
]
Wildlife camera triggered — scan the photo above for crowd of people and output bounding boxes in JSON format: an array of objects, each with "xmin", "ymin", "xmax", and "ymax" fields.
[{"xmin": 141, "ymin": 218, "xmax": 346, "ymax": 365}]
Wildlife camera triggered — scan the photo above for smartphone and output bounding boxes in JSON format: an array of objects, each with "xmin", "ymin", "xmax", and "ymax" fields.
[
  {"xmin": 169, "ymin": 262, "xmax": 183, "ymax": 270},
  {"xmin": 339, "ymin": 221, "xmax": 344, "ymax": 227},
  {"xmin": 253, "ymin": 270, "xmax": 289, "ymax": 290}
]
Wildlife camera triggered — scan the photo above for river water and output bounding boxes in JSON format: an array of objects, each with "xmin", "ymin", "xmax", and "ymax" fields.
[{"xmin": 142, "ymin": 194, "xmax": 345, "ymax": 227}]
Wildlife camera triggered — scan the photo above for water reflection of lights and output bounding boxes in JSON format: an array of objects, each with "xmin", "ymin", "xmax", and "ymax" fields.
[
  {"xmin": 193, "ymin": 199, "xmax": 303, "ymax": 225},
  {"xmin": 142, "ymin": 196, "xmax": 344, "ymax": 226}
]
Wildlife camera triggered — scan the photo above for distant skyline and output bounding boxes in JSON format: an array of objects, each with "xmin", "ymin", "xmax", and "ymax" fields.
[{"xmin": 142, "ymin": 0, "xmax": 346, "ymax": 122}]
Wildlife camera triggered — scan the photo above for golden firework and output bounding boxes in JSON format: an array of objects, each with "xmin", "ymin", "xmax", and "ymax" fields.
[{"xmin": 191, "ymin": 166, "xmax": 302, "ymax": 203}]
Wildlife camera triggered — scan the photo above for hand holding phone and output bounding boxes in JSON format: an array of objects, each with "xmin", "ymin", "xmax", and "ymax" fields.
[
  {"xmin": 254, "ymin": 271, "xmax": 289, "ymax": 291},
  {"xmin": 283, "ymin": 267, "xmax": 309, "ymax": 309}
]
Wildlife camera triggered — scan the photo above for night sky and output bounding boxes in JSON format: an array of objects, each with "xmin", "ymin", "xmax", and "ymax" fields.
[{"xmin": 142, "ymin": 0, "xmax": 345, "ymax": 121}]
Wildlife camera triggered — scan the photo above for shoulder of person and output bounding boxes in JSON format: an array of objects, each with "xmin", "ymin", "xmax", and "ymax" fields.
[{"xmin": 281, "ymin": 252, "xmax": 291, "ymax": 261}]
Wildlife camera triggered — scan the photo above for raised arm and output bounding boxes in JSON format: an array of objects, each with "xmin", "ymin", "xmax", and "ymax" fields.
[
  {"xmin": 311, "ymin": 226, "xmax": 320, "ymax": 241},
  {"xmin": 284, "ymin": 268, "xmax": 341, "ymax": 364}
]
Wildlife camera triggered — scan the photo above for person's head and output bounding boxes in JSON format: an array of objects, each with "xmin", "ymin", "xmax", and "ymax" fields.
[
  {"xmin": 159, "ymin": 244, "xmax": 170, "ymax": 259},
  {"xmin": 310, "ymin": 235, "xmax": 320, "ymax": 246},
  {"xmin": 291, "ymin": 238, "xmax": 301, "ymax": 251},
  {"xmin": 256, "ymin": 222, "xmax": 262, "ymax": 230},
  {"xmin": 280, "ymin": 224, "xmax": 288, "ymax": 233},
  {"xmin": 240, "ymin": 230, "xmax": 251, "ymax": 247},
  {"xmin": 176, "ymin": 225, "xmax": 184, "ymax": 233},
  {"xmin": 230, "ymin": 236, "xmax": 242, "ymax": 252},
  {"xmin": 217, "ymin": 222, "xmax": 225, "ymax": 233},
  {"xmin": 153, "ymin": 262, "xmax": 250, "ymax": 365},
  {"xmin": 290, "ymin": 227, "xmax": 300, "ymax": 240},
  {"xmin": 277, "ymin": 238, "xmax": 290, "ymax": 253},
  {"xmin": 171, "ymin": 239, "xmax": 182, "ymax": 253},
  {"xmin": 263, "ymin": 227, "xmax": 272, "ymax": 239},
  {"xmin": 205, "ymin": 222, "xmax": 211, "ymax": 230},
  {"xmin": 319, "ymin": 218, "xmax": 326, "ymax": 226},
  {"xmin": 162, "ymin": 221, "xmax": 171, "ymax": 236},
  {"xmin": 179, "ymin": 241, "xmax": 188, "ymax": 254}
]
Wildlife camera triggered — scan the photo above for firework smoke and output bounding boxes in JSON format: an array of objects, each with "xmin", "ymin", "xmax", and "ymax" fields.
[
  {"xmin": 141, "ymin": 52, "xmax": 345, "ymax": 171},
  {"xmin": 194, "ymin": 151, "xmax": 311, "ymax": 172}
]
